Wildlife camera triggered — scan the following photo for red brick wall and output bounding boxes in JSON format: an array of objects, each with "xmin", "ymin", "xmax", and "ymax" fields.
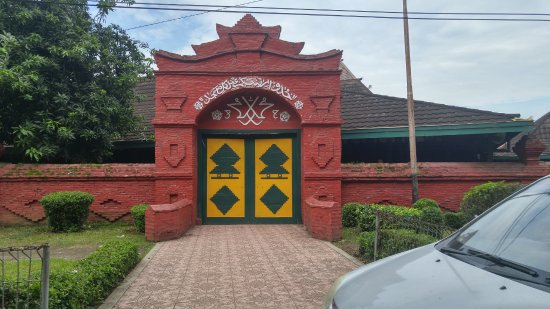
[
  {"xmin": 153, "ymin": 15, "xmax": 344, "ymax": 240},
  {"xmin": 145, "ymin": 198, "xmax": 193, "ymax": 241},
  {"xmin": 0, "ymin": 164, "xmax": 155, "ymax": 225},
  {"xmin": 342, "ymin": 162, "xmax": 550, "ymax": 211}
]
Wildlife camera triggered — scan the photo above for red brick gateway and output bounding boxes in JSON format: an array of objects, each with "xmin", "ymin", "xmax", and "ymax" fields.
[{"xmin": 1, "ymin": 14, "xmax": 548, "ymax": 242}]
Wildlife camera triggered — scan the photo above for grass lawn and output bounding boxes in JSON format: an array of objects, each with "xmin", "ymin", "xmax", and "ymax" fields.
[
  {"xmin": 0, "ymin": 221, "xmax": 153, "ymax": 260},
  {"xmin": 1, "ymin": 222, "xmax": 152, "ymax": 308},
  {"xmin": 1, "ymin": 222, "xmax": 153, "ymax": 291},
  {"xmin": 333, "ymin": 226, "xmax": 366, "ymax": 262}
]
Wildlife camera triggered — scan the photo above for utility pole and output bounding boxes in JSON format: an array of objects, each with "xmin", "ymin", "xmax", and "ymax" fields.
[{"xmin": 402, "ymin": 0, "xmax": 419, "ymax": 202}]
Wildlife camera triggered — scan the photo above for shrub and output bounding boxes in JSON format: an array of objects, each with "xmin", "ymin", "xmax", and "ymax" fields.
[
  {"xmin": 460, "ymin": 181, "xmax": 523, "ymax": 221},
  {"xmin": 357, "ymin": 204, "xmax": 422, "ymax": 232},
  {"xmin": 2, "ymin": 240, "xmax": 139, "ymax": 309},
  {"xmin": 444, "ymin": 211, "xmax": 466, "ymax": 229},
  {"xmin": 413, "ymin": 198, "xmax": 439, "ymax": 211},
  {"xmin": 419, "ymin": 205, "xmax": 443, "ymax": 225},
  {"xmin": 50, "ymin": 240, "xmax": 138, "ymax": 308},
  {"xmin": 75, "ymin": 240, "xmax": 139, "ymax": 305},
  {"xmin": 359, "ymin": 229, "xmax": 437, "ymax": 260},
  {"xmin": 342, "ymin": 203, "xmax": 367, "ymax": 227},
  {"xmin": 358, "ymin": 231, "xmax": 376, "ymax": 258},
  {"xmin": 40, "ymin": 191, "xmax": 94, "ymax": 232},
  {"xmin": 131, "ymin": 204, "xmax": 149, "ymax": 233}
]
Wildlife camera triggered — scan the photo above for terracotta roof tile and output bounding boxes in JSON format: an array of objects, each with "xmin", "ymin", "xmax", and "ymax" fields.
[
  {"xmin": 125, "ymin": 79, "xmax": 155, "ymax": 141},
  {"xmin": 340, "ymin": 79, "xmax": 519, "ymax": 130},
  {"xmin": 510, "ymin": 111, "xmax": 550, "ymax": 156},
  {"xmin": 125, "ymin": 77, "xmax": 523, "ymax": 141}
]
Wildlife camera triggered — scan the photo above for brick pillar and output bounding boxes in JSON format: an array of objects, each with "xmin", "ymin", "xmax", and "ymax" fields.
[
  {"xmin": 513, "ymin": 135, "xmax": 546, "ymax": 165},
  {"xmin": 301, "ymin": 124, "xmax": 343, "ymax": 241}
]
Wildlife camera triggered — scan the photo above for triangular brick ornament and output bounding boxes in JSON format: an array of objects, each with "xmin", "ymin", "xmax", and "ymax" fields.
[
  {"xmin": 310, "ymin": 96, "xmax": 334, "ymax": 113},
  {"xmin": 161, "ymin": 96, "xmax": 187, "ymax": 112}
]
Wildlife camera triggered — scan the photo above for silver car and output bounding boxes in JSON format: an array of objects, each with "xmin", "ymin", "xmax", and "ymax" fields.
[{"xmin": 324, "ymin": 175, "xmax": 550, "ymax": 309}]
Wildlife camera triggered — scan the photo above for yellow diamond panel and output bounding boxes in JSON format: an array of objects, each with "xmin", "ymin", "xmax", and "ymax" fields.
[
  {"xmin": 206, "ymin": 139, "xmax": 245, "ymax": 218},
  {"xmin": 255, "ymin": 138, "xmax": 293, "ymax": 218}
]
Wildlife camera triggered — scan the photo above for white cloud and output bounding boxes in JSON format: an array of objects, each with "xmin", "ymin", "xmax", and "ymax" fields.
[{"xmin": 103, "ymin": 0, "xmax": 550, "ymax": 119}]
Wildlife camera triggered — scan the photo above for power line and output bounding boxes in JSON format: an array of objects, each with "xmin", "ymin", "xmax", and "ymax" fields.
[
  {"xmin": 94, "ymin": 1, "xmax": 550, "ymax": 17},
  {"xmin": 92, "ymin": 5, "xmax": 550, "ymax": 22},
  {"xmin": 21, "ymin": 1, "xmax": 550, "ymax": 23},
  {"xmin": 123, "ymin": 0, "xmax": 264, "ymax": 30}
]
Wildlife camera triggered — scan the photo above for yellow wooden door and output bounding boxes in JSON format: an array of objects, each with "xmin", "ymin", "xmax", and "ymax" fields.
[
  {"xmin": 254, "ymin": 138, "xmax": 293, "ymax": 218},
  {"xmin": 204, "ymin": 137, "xmax": 296, "ymax": 223},
  {"xmin": 206, "ymin": 138, "xmax": 245, "ymax": 218}
]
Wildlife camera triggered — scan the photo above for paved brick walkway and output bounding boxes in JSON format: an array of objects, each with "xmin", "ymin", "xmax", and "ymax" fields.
[{"xmin": 102, "ymin": 225, "xmax": 360, "ymax": 309}]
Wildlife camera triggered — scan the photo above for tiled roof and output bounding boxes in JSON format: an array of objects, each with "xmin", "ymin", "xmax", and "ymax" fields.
[
  {"xmin": 126, "ymin": 79, "xmax": 155, "ymax": 141},
  {"xmin": 510, "ymin": 111, "xmax": 550, "ymax": 156},
  {"xmin": 535, "ymin": 112, "xmax": 550, "ymax": 155},
  {"xmin": 339, "ymin": 62, "xmax": 359, "ymax": 81},
  {"xmin": 126, "ymin": 77, "xmax": 523, "ymax": 141},
  {"xmin": 340, "ymin": 79, "xmax": 519, "ymax": 130}
]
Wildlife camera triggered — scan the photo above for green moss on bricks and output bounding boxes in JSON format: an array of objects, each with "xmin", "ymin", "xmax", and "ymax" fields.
[{"xmin": 25, "ymin": 168, "xmax": 44, "ymax": 176}]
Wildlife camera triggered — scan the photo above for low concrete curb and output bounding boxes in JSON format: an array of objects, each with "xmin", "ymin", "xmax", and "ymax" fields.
[
  {"xmin": 324, "ymin": 242, "xmax": 364, "ymax": 267},
  {"xmin": 99, "ymin": 242, "xmax": 162, "ymax": 309}
]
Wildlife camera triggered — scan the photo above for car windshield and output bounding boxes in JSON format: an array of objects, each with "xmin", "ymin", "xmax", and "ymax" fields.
[{"xmin": 440, "ymin": 178, "xmax": 550, "ymax": 292}]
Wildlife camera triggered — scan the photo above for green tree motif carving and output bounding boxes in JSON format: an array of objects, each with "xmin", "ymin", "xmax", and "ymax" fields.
[
  {"xmin": 210, "ymin": 143, "xmax": 240, "ymax": 179},
  {"xmin": 259, "ymin": 144, "xmax": 289, "ymax": 179}
]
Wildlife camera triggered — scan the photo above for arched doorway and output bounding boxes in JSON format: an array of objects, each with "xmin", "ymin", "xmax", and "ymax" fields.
[
  {"xmin": 197, "ymin": 90, "xmax": 301, "ymax": 223},
  {"xmin": 149, "ymin": 14, "xmax": 344, "ymax": 240}
]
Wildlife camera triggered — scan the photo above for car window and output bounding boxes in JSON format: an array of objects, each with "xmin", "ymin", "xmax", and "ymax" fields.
[
  {"xmin": 450, "ymin": 194, "xmax": 550, "ymax": 272},
  {"xmin": 517, "ymin": 177, "xmax": 550, "ymax": 196}
]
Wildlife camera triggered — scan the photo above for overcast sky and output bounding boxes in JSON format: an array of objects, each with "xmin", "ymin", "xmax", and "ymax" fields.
[{"xmin": 101, "ymin": 0, "xmax": 550, "ymax": 120}]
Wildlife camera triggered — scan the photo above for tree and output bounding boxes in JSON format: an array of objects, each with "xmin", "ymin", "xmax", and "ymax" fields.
[{"xmin": 0, "ymin": 0, "xmax": 152, "ymax": 162}]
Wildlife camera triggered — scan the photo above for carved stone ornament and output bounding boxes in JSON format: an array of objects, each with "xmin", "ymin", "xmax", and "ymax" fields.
[
  {"xmin": 211, "ymin": 95, "xmax": 292, "ymax": 126},
  {"xmin": 163, "ymin": 142, "xmax": 186, "ymax": 167},
  {"xmin": 161, "ymin": 96, "xmax": 187, "ymax": 112},
  {"xmin": 311, "ymin": 139, "xmax": 334, "ymax": 168},
  {"xmin": 193, "ymin": 76, "xmax": 303, "ymax": 110}
]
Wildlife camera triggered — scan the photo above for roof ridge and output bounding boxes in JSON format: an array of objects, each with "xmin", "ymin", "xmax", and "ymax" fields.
[
  {"xmin": 534, "ymin": 111, "xmax": 550, "ymax": 127},
  {"xmin": 340, "ymin": 78, "xmax": 372, "ymax": 94}
]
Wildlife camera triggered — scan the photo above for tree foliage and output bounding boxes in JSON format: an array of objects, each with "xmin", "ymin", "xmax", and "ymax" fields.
[{"xmin": 0, "ymin": 0, "xmax": 152, "ymax": 162}]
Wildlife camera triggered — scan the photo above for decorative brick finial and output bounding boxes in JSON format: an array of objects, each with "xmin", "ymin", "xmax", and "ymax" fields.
[
  {"xmin": 233, "ymin": 14, "xmax": 263, "ymax": 29},
  {"xmin": 513, "ymin": 135, "xmax": 546, "ymax": 165}
]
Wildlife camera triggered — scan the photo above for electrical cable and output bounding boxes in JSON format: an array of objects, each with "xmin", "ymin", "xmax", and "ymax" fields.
[
  {"xmin": 18, "ymin": 1, "xmax": 550, "ymax": 26},
  {"xmin": 123, "ymin": 0, "xmax": 264, "ymax": 30},
  {"xmin": 89, "ymin": 1, "xmax": 550, "ymax": 17},
  {"xmin": 90, "ymin": 5, "xmax": 550, "ymax": 22}
]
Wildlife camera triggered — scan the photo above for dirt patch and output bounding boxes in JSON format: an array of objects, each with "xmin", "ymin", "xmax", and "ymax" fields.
[
  {"xmin": 50, "ymin": 245, "xmax": 98, "ymax": 260},
  {"xmin": 334, "ymin": 240, "xmax": 360, "ymax": 259}
]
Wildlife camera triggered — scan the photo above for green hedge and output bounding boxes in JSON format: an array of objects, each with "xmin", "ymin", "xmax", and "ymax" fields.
[
  {"xmin": 461, "ymin": 181, "xmax": 523, "ymax": 221},
  {"xmin": 3, "ymin": 240, "xmax": 139, "ymax": 308},
  {"xmin": 359, "ymin": 229, "xmax": 437, "ymax": 260},
  {"xmin": 444, "ymin": 211, "xmax": 466, "ymax": 229},
  {"xmin": 357, "ymin": 204, "xmax": 422, "ymax": 232},
  {"xmin": 40, "ymin": 191, "xmax": 94, "ymax": 232},
  {"xmin": 131, "ymin": 204, "xmax": 149, "ymax": 233},
  {"xmin": 342, "ymin": 203, "xmax": 367, "ymax": 227},
  {"xmin": 412, "ymin": 198, "xmax": 439, "ymax": 211},
  {"xmin": 419, "ymin": 205, "xmax": 443, "ymax": 224}
]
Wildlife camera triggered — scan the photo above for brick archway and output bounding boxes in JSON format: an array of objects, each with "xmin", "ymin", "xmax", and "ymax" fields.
[{"xmin": 150, "ymin": 14, "xmax": 343, "ymax": 240}]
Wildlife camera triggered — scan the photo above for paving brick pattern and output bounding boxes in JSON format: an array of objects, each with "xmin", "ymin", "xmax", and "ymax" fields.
[{"xmin": 111, "ymin": 225, "xmax": 359, "ymax": 309}]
